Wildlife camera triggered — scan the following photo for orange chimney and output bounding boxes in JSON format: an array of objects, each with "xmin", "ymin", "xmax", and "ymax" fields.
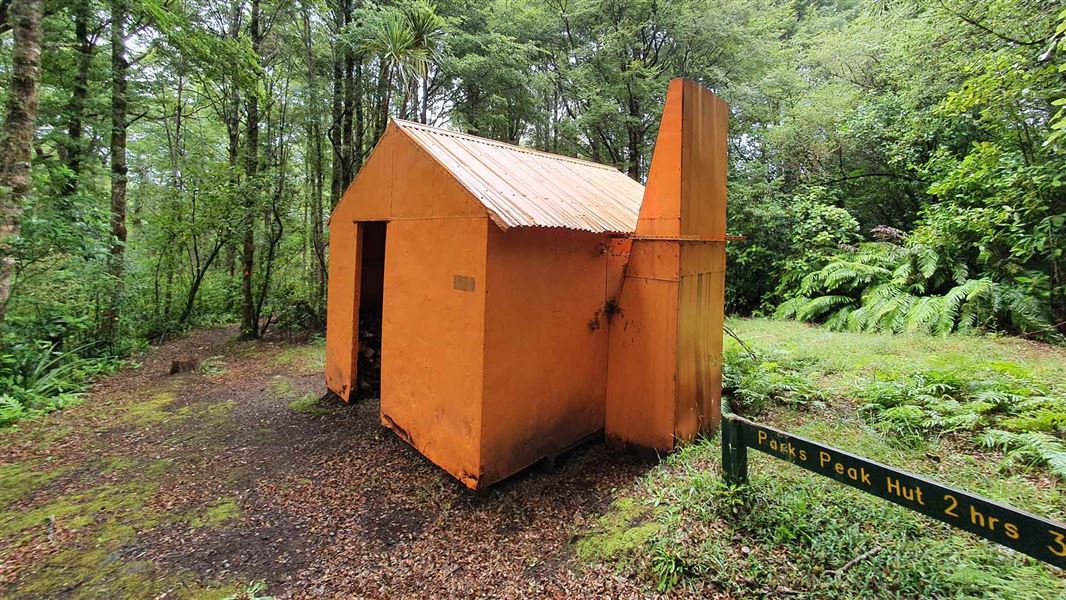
[{"xmin": 605, "ymin": 78, "xmax": 729, "ymax": 450}]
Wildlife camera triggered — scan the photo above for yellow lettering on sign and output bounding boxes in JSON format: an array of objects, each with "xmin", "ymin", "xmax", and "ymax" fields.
[
  {"xmin": 1050, "ymin": 531, "xmax": 1066, "ymax": 557},
  {"xmin": 944, "ymin": 494, "xmax": 959, "ymax": 518},
  {"xmin": 819, "ymin": 451, "xmax": 831, "ymax": 468},
  {"xmin": 886, "ymin": 477, "xmax": 923, "ymax": 502},
  {"xmin": 1004, "ymin": 522, "xmax": 1020, "ymax": 540},
  {"xmin": 757, "ymin": 431, "xmax": 767, "ymax": 446}
]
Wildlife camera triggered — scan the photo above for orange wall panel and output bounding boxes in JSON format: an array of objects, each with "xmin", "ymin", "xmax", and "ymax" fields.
[
  {"xmin": 380, "ymin": 216, "xmax": 489, "ymax": 488},
  {"xmin": 605, "ymin": 273, "xmax": 679, "ymax": 451},
  {"xmin": 324, "ymin": 220, "xmax": 361, "ymax": 400},
  {"xmin": 606, "ymin": 79, "xmax": 728, "ymax": 451},
  {"xmin": 390, "ymin": 131, "xmax": 485, "ymax": 221},
  {"xmin": 675, "ymin": 242, "xmax": 726, "ymax": 439},
  {"xmin": 635, "ymin": 79, "xmax": 683, "ymax": 238},
  {"xmin": 480, "ymin": 227, "xmax": 611, "ymax": 486},
  {"xmin": 680, "ymin": 80, "xmax": 729, "ymax": 240},
  {"xmin": 326, "ymin": 124, "xmax": 487, "ymax": 404}
]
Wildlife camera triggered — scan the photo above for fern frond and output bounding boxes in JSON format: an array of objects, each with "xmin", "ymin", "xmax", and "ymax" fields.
[
  {"xmin": 797, "ymin": 295, "xmax": 856, "ymax": 321},
  {"xmin": 904, "ymin": 296, "xmax": 944, "ymax": 334},
  {"xmin": 774, "ymin": 297, "xmax": 808, "ymax": 320}
]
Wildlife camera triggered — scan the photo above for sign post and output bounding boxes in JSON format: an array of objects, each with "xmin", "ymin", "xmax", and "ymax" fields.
[{"xmin": 721, "ymin": 414, "xmax": 1066, "ymax": 569}]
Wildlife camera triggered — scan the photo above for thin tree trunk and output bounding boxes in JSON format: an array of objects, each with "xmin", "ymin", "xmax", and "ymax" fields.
[
  {"xmin": 340, "ymin": 0, "xmax": 354, "ymax": 191},
  {"xmin": 353, "ymin": 55, "xmax": 364, "ymax": 176},
  {"xmin": 64, "ymin": 0, "xmax": 93, "ymax": 197},
  {"xmin": 0, "ymin": 0, "xmax": 43, "ymax": 325},
  {"xmin": 103, "ymin": 0, "xmax": 129, "ymax": 344},
  {"xmin": 179, "ymin": 237, "xmax": 225, "ymax": 326},
  {"xmin": 240, "ymin": 0, "xmax": 262, "ymax": 338},
  {"xmin": 420, "ymin": 73, "xmax": 429, "ymax": 124},
  {"xmin": 302, "ymin": 0, "xmax": 328, "ymax": 308},
  {"xmin": 329, "ymin": 10, "xmax": 344, "ymax": 208}
]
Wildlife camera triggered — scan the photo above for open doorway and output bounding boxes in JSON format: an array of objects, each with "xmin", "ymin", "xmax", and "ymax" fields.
[{"xmin": 357, "ymin": 221, "xmax": 387, "ymax": 398}]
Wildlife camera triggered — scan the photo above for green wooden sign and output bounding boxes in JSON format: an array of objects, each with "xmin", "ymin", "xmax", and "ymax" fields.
[{"xmin": 721, "ymin": 415, "xmax": 1066, "ymax": 569}]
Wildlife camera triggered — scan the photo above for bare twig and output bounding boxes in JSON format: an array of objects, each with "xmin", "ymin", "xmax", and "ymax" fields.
[
  {"xmin": 724, "ymin": 325, "xmax": 757, "ymax": 361},
  {"xmin": 823, "ymin": 545, "xmax": 882, "ymax": 577}
]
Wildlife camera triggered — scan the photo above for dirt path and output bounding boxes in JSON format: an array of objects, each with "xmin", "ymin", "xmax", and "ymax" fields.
[{"xmin": 0, "ymin": 327, "xmax": 655, "ymax": 599}]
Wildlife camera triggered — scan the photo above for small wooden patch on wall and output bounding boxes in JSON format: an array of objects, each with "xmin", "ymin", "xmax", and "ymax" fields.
[{"xmin": 453, "ymin": 275, "xmax": 476, "ymax": 292}]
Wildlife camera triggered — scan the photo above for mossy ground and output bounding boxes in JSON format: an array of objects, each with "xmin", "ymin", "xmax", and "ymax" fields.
[
  {"xmin": 287, "ymin": 392, "xmax": 344, "ymax": 416},
  {"xmin": 272, "ymin": 338, "xmax": 325, "ymax": 370},
  {"xmin": 0, "ymin": 329, "xmax": 326, "ymax": 598},
  {"xmin": 191, "ymin": 497, "xmax": 241, "ymax": 528},
  {"xmin": 576, "ymin": 497, "xmax": 659, "ymax": 562}
]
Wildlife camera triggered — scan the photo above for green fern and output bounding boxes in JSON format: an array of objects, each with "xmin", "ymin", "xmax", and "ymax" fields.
[
  {"xmin": 977, "ymin": 430, "xmax": 1066, "ymax": 481},
  {"xmin": 776, "ymin": 242, "xmax": 1059, "ymax": 340}
]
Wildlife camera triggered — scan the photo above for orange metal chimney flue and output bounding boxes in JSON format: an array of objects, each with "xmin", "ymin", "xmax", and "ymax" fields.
[{"xmin": 605, "ymin": 78, "xmax": 729, "ymax": 451}]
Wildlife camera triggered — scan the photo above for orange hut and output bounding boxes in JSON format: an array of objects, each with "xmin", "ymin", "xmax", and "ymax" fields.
[{"xmin": 325, "ymin": 78, "xmax": 728, "ymax": 489}]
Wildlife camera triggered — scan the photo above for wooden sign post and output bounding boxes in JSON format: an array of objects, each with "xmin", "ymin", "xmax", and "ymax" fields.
[{"xmin": 722, "ymin": 415, "xmax": 1066, "ymax": 568}]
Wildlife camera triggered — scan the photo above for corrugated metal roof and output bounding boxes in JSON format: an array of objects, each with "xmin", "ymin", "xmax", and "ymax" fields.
[{"xmin": 395, "ymin": 119, "xmax": 643, "ymax": 234}]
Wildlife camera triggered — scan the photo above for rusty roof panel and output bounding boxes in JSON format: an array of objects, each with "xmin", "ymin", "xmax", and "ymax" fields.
[{"xmin": 395, "ymin": 119, "xmax": 643, "ymax": 234}]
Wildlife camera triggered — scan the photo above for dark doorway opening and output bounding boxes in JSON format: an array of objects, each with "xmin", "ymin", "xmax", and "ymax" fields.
[{"xmin": 357, "ymin": 221, "xmax": 387, "ymax": 398}]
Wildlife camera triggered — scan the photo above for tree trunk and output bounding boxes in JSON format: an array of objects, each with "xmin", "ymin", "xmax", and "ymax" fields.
[
  {"xmin": 420, "ymin": 73, "xmax": 429, "ymax": 124},
  {"xmin": 302, "ymin": 1, "xmax": 328, "ymax": 309},
  {"xmin": 329, "ymin": 7, "xmax": 344, "ymax": 209},
  {"xmin": 102, "ymin": 0, "xmax": 129, "ymax": 344},
  {"xmin": 354, "ymin": 55, "xmax": 364, "ymax": 175},
  {"xmin": 340, "ymin": 0, "xmax": 354, "ymax": 192},
  {"xmin": 240, "ymin": 0, "xmax": 262, "ymax": 339},
  {"xmin": 64, "ymin": 0, "xmax": 93, "ymax": 197},
  {"xmin": 0, "ymin": 0, "xmax": 43, "ymax": 325}
]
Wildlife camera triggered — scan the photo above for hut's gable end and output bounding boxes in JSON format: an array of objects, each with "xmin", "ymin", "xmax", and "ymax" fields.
[
  {"xmin": 330, "ymin": 122, "xmax": 487, "ymax": 226},
  {"xmin": 394, "ymin": 119, "xmax": 643, "ymax": 234}
]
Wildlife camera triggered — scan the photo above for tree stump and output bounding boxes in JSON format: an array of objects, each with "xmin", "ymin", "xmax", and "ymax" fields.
[{"xmin": 169, "ymin": 357, "xmax": 199, "ymax": 375}]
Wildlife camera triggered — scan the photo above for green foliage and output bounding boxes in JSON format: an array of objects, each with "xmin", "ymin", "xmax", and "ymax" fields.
[
  {"xmin": 858, "ymin": 370, "xmax": 1066, "ymax": 459},
  {"xmin": 777, "ymin": 241, "xmax": 1060, "ymax": 341},
  {"xmin": 725, "ymin": 319, "xmax": 1066, "ymax": 479},
  {"xmin": 721, "ymin": 345, "xmax": 826, "ymax": 415},
  {"xmin": 0, "ymin": 337, "xmax": 118, "ymax": 426},
  {"xmin": 978, "ymin": 430, "xmax": 1066, "ymax": 481},
  {"xmin": 223, "ymin": 581, "xmax": 273, "ymax": 600}
]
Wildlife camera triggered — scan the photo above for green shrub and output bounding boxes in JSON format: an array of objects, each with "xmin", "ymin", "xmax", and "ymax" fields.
[
  {"xmin": 722, "ymin": 346, "xmax": 826, "ymax": 415},
  {"xmin": 776, "ymin": 242, "xmax": 1060, "ymax": 342},
  {"xmin": 0, "ymin": 337, "xmax": 118, "ymax": 426}
]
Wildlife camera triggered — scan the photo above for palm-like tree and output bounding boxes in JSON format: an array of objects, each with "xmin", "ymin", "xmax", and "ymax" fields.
[{"xmin": 364, "ymin": 2, "xmax": 444, "ymax": 132}]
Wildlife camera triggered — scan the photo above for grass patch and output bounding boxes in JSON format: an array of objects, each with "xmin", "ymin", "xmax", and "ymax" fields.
[
  {"xmin": 273, "ymin": 339, "xmax": 326, "ymax": 370},
  {"xmin": 724, "ymin": 319, "xmax": 1066, "ymax": 480},
  {"xmin": 200, "ymin": 356, "xmax": 227, "ymax": 376},
  {"xmin": 0, "ymin": 462, "xmax": 65, "ymax": 507},
  {"xmin": 270, "ymin": 376, "xmax": 293, "ymax": 397},
  {"xmin": 119, "ymin": 391, "xmax": 177, "ymax": 425}
]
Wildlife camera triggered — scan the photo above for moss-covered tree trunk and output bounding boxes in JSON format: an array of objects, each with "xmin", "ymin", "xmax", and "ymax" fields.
[
  {"xmin": 102, "ymin": 0, "xmax": 129, "ymax": 345},
  {"xmin": 0, "ymin": 0, "xmax": 43, "ymax": 325},
  {"xmin": 240, "ymin": 0, "xmax": 262, "ymax": 339}
]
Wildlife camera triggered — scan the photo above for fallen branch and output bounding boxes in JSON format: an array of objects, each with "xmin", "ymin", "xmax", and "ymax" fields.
[{"xmin": 823, "ymin": 546, "xmax": 882, "ymax": 577}]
